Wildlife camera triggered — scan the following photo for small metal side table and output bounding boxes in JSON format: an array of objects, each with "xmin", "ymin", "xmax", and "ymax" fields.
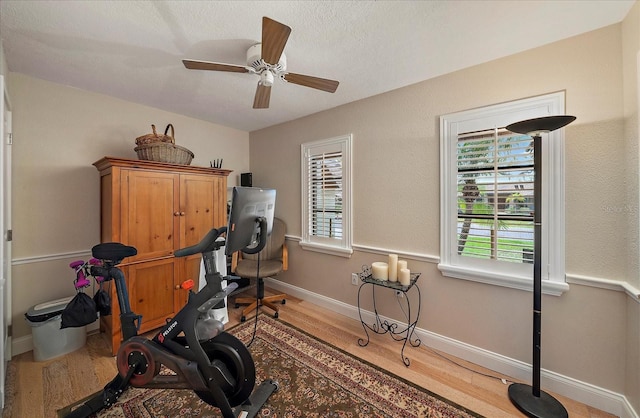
[{"xmin": 357, "ymin": 267, "xmax": 421, "ymax": 366}]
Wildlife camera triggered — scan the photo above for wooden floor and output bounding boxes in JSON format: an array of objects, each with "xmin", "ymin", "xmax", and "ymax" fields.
[{"xmin": 3, "ymin": 289, "xmax": 617, "ymax": 418}]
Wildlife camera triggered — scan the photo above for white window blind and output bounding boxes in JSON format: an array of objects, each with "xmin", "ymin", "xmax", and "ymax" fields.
[
  {"xmin": 439, "ymin": 92, "xmax": 569, "ymax": 295},
  {"xmin": 457, "ymin": 128, "xmax": 534, "ymax": 263},
  {"xmin": 308, "ymin": 150, "xmax": 343, "ymax": 239},
  {"xmin": 301, "ymin": 134, "xmax": 352, "ymax": 257}
]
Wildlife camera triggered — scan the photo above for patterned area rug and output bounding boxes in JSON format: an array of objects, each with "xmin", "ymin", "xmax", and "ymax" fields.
[
  {"xmin": 60, "ymin": 315, "xmax": 483, "ymax": 417},
  {"xmin": 2, "ymin": 357, "xmax": 16, "ymax": 418}
]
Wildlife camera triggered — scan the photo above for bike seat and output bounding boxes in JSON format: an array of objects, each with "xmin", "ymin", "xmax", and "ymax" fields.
[{"xmin": 92, "ymin": 242, "xmax": 137, "ymax": 262}]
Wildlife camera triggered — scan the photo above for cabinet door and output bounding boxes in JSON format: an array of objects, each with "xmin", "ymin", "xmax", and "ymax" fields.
[
  {"xmin": 177, "ymin": 174, "xmax": 225, "ymax": 309},
  {"xmin": 127, "ymin": 258, "xmax": 177, "ymax": 332},
  {"xmin": 179, "ymin": 174, "xmax": 226, "ymax": 248},
  {"xmin": 122, "ymin": 170, "xmax": 180, "ymax": 261}
]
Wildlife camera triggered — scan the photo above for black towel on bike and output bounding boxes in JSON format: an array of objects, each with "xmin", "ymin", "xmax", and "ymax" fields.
[
  {"xmin": 93, "ymin": 287, "xmax": 111, "ymax": 316},
  {"xmin": 61, "ymin": 292, "xmax": 97, "ymax": 328}
]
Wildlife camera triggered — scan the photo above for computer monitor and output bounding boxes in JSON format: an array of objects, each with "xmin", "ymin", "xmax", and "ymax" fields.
[{"xmin": 225, "ymin": 187, "xmax": 276, "ymax": 255}]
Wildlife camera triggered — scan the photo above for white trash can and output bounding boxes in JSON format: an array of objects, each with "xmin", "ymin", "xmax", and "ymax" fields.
[{"xmin": 25, "ymin": 296, "xmax": 87, "ymax": 361}]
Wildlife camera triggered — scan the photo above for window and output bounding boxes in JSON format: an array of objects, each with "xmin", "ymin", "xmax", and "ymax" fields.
[
  {"xmin": 440, "ymin": 92, "xmax": 569, "ymax": 295},
  {"xmin": 301, "ymin": 134, "xmax": 353, "ymax": 257},
  {"xmin": 457, "ymin": 128, "xmax": 534, "ymax": 262}
]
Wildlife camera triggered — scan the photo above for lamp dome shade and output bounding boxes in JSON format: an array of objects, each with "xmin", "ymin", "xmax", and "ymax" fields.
[{"xmin": 506, "ymin": 115, "xmax": 576, "ymax": 136}]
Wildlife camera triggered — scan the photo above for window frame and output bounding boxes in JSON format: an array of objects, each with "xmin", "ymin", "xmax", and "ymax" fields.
[
  {"xmin": 300, "ymin": 134, "xmax": 353, "ymax": 257},
  {"xmin": 439, "ymin": 92, "xmax": 569, "ymax": 296}
]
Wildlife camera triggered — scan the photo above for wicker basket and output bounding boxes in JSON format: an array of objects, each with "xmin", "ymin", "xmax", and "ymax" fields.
[
  {"xmin": 135, "ymin": 124, "xmax": 175, "ymax": 146},
  {"xmin": 134, "ymin": 142, "xmax": 194, "ymax": 165}
]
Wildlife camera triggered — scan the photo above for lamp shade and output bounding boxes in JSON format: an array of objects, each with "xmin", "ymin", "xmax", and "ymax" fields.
[{"xmin": 506, "ymin": 115, "xmax": 576, "ymax": 136}]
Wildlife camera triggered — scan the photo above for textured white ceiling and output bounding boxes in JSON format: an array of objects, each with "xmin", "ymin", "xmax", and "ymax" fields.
[{"xmin": 0, "ymin": 0, "xmax": 634, "ymax": 132}]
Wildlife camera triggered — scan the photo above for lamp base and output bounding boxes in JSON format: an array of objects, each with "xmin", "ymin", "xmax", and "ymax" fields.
[{"xmin": 508, "ymin": 383, "xmax": 568, "ymax": 418}]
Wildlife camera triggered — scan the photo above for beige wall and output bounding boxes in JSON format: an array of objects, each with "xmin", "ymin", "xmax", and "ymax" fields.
[
  {"xmin": 623, "ymin": 1, "xmax": 640, "ymax": 413},
  {"xmin": 250, "ymin": 23, "xmax": 637, "ymax": 405},
  {"xmin": 2, "ymin": 6, "xmax": 638, "ymax": 415},
  {"xmin": 7, "ymin": 73, "xmax": 249, "ymax": 340}
]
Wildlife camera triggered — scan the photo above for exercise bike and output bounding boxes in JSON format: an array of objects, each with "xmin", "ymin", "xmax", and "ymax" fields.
[{"xmin": 65, "ymin": 219, "xmax": 278, "ymax": 418}]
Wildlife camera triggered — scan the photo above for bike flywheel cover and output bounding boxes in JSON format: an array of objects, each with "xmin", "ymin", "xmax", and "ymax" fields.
[{"xmin": 195, "ymin": 332, "xmax": 256, "ymax": 407}]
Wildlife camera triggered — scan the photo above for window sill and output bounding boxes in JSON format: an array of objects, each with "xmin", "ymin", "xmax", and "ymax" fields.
[
  {"xmin": 299, "ymin": 241, "xmax": 353, "ymax": 258},
  {"xmin": 438, "ymin": 263, "xmax": 569, "ymax": 296}
]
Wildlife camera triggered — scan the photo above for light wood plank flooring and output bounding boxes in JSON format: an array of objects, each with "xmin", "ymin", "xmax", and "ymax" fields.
[{"xmin": 3, "ymin": 289, "xmax": 617, "ymax": 418}]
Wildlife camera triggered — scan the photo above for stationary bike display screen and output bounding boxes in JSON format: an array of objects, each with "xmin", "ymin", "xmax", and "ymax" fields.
[{"xmin": 225, "ymin": 187, "xmax": 276, "ymax": 255}]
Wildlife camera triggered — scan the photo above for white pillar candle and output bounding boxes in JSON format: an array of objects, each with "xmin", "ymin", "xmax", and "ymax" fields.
[
  {"xmin": 397, "ymin": 260, "xmax": 408, "ymax": 271},
  {"xmin": 371, "ymin": 262, "xmax": 389, "ymax": 281},
  {"xmin": 388, "ymin": 254, "xmax": 398, "ymax": 282},
  {"xmin": 398, "ymin": 268, "xmax": 411, "ymax": 286}
]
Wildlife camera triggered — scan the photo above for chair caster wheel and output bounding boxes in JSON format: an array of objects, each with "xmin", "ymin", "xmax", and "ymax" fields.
[
  {"xmin": 241, "ymin": 316, "xmax": 246, "ymax": 322},
  {"xmin": 274, "ymin": 312, "xmax": 279, "ymax": 319},
  {"xmin": 281, "ymin": 299, "xmax": 286, "ymax": 305}
]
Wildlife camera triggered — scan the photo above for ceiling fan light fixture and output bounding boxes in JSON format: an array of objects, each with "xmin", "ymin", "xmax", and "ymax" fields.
[{"xmin": 260, "ymin": 70, "xmax": 275, "ymax": 87}]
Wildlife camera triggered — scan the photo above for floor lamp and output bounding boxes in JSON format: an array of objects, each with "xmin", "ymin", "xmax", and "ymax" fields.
[{"xmin": 505, "ymin": 115, "xmax": 576, "ymax": 418}]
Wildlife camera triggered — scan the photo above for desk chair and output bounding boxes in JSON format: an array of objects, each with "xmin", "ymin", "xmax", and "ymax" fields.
[{"xmin": 231, "ymin": 217, "xmax": 287, "ymax": 322}]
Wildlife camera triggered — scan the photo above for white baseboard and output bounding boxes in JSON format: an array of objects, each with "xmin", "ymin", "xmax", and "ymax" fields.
[
  {"xmin": 265, "ymin": 278, "xmax": 638, "ymax": 418},
  {"xmin": 11, "ymin": 334, "xmax": 31, "ymax": 357},
  {"xmin": 12, "ymin": 321, "xmax": 100, "ymax": 357}
]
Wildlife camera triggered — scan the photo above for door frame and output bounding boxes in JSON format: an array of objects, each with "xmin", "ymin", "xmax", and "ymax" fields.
[{"xmin": 0, "ymin": 74, "xmax": 13, "ymax": 409}]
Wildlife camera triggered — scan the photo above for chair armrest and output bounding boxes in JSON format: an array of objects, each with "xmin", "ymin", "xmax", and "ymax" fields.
[
  {"xmin": 231, "ymin": 251, "xmax": 242, "ymax": 273},
  {"xmin": 282, "ymin": 242, "xmax": 288, "ymax": 271}
]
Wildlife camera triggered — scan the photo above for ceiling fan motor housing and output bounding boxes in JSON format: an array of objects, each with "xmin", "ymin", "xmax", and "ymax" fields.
[{"xmin": 246, "ymin": 43, "xmax": 287, "ymax": 73}]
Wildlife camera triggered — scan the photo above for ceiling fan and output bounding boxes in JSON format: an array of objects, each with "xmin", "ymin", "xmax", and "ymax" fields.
[{"xmin": 182, "ymin": 17, "xmax": 340, "ymax": 109}]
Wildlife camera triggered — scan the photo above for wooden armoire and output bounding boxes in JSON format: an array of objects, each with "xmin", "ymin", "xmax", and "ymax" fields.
[{"xmin": 94, "ymin": 157, "xmax": 232, "ymax": 354}]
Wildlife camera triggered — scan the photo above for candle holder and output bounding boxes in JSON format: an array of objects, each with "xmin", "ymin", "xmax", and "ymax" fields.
[{"xmin": 357, "ymin": 265, "xmax": 422, "ymax": 366}]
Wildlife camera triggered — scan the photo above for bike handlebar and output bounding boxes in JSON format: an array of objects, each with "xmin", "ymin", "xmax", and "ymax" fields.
[{"xmin": 174, "ymin": 226, "xmax": 227, "ymax": 258}]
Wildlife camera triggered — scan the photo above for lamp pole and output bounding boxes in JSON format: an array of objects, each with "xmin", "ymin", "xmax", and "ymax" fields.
[{"xmin": 505, "ymin": 115, "xmax": 575, "ymax": 418}]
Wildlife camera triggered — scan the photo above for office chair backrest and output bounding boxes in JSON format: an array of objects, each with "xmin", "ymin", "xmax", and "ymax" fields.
[{"xmin": 242, "ymin": 217, "xmax": 286, "ymax": 262}]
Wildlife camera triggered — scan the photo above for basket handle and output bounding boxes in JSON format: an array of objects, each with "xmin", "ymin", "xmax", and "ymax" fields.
[{"xmin": 164, "ymin": 124, "xmax": 175, "ymax": 143}]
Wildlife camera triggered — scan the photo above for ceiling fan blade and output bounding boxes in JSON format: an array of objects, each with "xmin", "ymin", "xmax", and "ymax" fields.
[
  {"xmin": 253, "ymin": 83, "xmax": 272, "ymax": 109},
  {"xmin": 283, "ymin": 73, "xmax": 339, "ymax": 93},
  {"xmin": 261, "ymin": 17, "xmax": 291, "ymax": 64},
  {"xmin": 183, "ymin": 59, "xmax": 251, "ymax": 73}
]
